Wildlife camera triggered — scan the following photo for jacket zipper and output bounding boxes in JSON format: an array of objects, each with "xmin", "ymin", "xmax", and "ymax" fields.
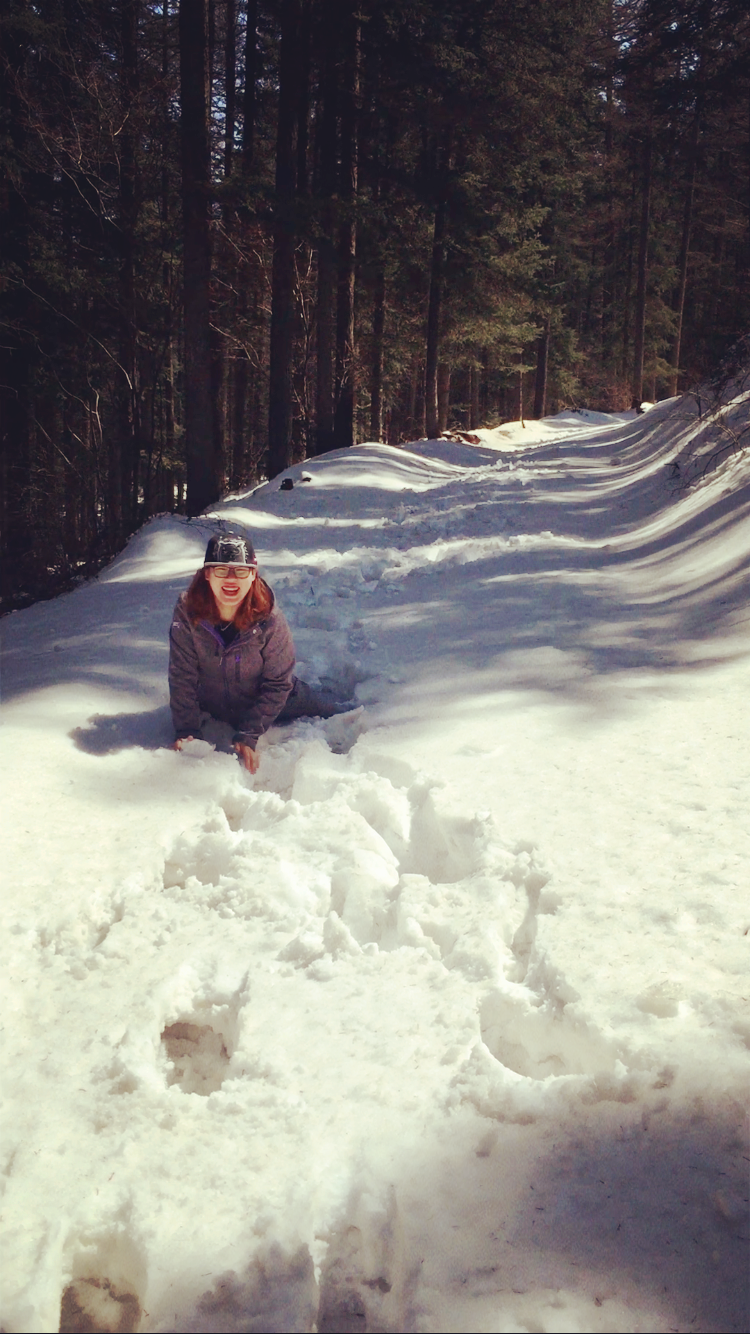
[{"xmin": 199, "ymin": 620, "xmax": 257, "ymax": 714}]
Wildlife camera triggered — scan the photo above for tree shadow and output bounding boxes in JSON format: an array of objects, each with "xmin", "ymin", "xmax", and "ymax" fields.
[
  {"xmin": 362, "ymin": 527, "xmax": 750, "ymax": 738},
  {"xmin": 312, "ymin": 1089, "xmax": 749, "ymax": 1333},
  {"xmin": 497, "ymin": 1100, "xmax": 749, "ymax": 1334},
  {"xmin": 70, "ymin": 705, "xmax": 174, "ymax": 755},
  {"xmin": 141, "ymin": 1090, "xmax": 748, "ymax": 1333}
]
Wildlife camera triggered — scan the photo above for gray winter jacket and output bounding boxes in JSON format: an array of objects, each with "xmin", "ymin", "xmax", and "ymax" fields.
[{"xmin": 168, "ymin": 585, "xmax": 295, "ymax": 748}]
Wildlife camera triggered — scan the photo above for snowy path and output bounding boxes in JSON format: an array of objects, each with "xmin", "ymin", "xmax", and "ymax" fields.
[{"xmin": 1, "ymin": 402, "xmax": 748, "ymax": 1333}]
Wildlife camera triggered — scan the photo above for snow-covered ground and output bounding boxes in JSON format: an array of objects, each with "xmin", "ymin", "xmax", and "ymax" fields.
[{"xmin": 1, "ymin": 397, "xmax": 748, "ymax": 1334}]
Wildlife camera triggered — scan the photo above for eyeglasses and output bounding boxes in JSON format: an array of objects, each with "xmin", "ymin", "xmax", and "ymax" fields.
[{"xmin": 206, "ymin": 565, "xmax": 254, "ymax": 579}]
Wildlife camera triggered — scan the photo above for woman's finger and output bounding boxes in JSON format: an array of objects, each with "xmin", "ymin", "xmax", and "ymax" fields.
[{"xmin": 235, "ymin": 743, "xmax": 259, "ymax": 773}]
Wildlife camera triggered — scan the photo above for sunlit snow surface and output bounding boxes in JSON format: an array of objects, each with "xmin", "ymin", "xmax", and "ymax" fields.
[{"xmin": 1, "ymin": 400, "xmax": 748, "ymax": 1334}]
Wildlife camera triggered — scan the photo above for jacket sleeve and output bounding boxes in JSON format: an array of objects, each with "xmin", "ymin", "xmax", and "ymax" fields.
[
  {"xmin": 168, "ymin": 597, "xmax": 204, "ymax": 739},
  {"xmin": 233, "ymin": 609, "xmax": 296, "ymax": 748}
]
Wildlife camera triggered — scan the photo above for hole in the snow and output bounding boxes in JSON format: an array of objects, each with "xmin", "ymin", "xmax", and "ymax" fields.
[
  {"xmin": 59, "ymin": 1278, "xmax": 141, "ymax": 1333},
  {"xmin": 161, "ymin": 1021, "xmax": 231, "ymax": 1095},
  {"xmin": 318, "ymin": 1288, "xmax": 368, "ymax": 1333},
  {"xmin": 404, "ymin": 789, "xmax": 485, "ymax": 884}
]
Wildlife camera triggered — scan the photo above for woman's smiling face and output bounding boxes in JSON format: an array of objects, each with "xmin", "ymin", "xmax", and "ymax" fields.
[{"xmin": 206, "ymin": 564, "xmax": 255, "ymax": 609}]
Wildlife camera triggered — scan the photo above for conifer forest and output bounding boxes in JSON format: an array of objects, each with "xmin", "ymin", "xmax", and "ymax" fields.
[{"xmin": 1, "ymin": 0, "xmax": 749, "ymax": 608}]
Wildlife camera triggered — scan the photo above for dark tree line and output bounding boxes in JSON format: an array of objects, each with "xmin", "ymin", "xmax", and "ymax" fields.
[{"xmin": 1, "ymin": 0, "xmax": 749, "ymax": 608}]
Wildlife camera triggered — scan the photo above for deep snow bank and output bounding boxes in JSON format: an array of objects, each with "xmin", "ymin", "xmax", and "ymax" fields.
[{"xmin": 1, "ymin": 397, "xmax": 748, "ymax": 1334}]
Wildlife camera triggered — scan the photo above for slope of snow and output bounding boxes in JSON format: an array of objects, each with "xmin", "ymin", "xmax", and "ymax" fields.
[{"xmin": 1, "ymin": 395, "xmax": 748, "ymax": 1334}]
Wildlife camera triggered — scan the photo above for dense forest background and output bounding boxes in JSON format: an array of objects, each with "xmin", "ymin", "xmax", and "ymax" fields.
[{"xmin": 1, "ymin": 0, "xmax": 749, "ymax": 609}]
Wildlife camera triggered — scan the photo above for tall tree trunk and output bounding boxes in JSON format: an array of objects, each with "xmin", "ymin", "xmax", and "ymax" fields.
[
  {"xmin": 267, "ymin": 0, "xmax": 301, "ymax": 478},
  {"xmin": 534, "ymin": 316, "xmax": 550, "ymax": 419},
  {"xmin": 480, "ymin": 346, "xmax": 489, "ymax": 421},
  {"xmin": 118, "ymin": 0, "xmax": 141, "ymax": 535},
  {"xmin": 221, "ymin": 0, "xmax": 238, "ymax": 481},
  {"xmin": 602, "ymin": 0, "xmax": 616, "ymax": 364},
  {"xmin": 232, "ymin": 345, "xmax": 249, "ymax": 484},
  {"xmin": 180, "ymin": 0, "xmax": 221, "ymax": 513},
  {"xmin": 231, "ymin": 0, "xmax": 257, "ymax": 480},
  {"xmin": 0, "ymin": 5, "xmax": 34, "ymax": 605},
  {"xmin": 621, "ymin": 172, "xmax": 636, "ymax": 378},
  {"xmin": 224, "ymin": 0, "xmax": 236, "ymax": 181},
  {"xmin": 161, "ymin": 0, "xmax": 176, "ymax": 499},
  {"xmin": 164, "ymin": 323, "xmax": 176, "ymax": 464},
  {"xmin": 296, "ymin": 0, "xmax": 312, "ymax": 197},
  {"xmin": 437, "ymin": 361, "xmax": 450, "ymax": 433},
  {"xmin": 406, "ymin": 356, "xmax": 419, "ymax": 439},
  {"xmin": 425, "ymin": 193, "xmax": 447, "ymax": 439},
  {"xmin": 416, "ymin": 361, "xmax": 426, "ymax": 438},
  {"xmin": 669, "ymin": 105, "xmax": 700, "ymax": 396},
  {"xmin": 314, "ymin": 22, "xmax": 337, "ymax": 457},
  {"xmin": 744, "ymin": 70, "xmax": 750, "ymax": 298},
  {"xmin": 370, "ymin": 268, "xmax": 386, "ymax": 441},
  {"xmin": 333, "ymin": 4, "xmax": 360, "ymax": 449},
  {"xmin": 291, "ymin": 0, "xmax": 312, "ymax": 457},
  {"xmin": 241, "ymin": 0, "xmax": 258, "ymax": 171},
  {"xmin": 208, "ymin": 0, "xmax": 216, "ymax": 94},
  {"xmin": 210, "ymin": 321, "xmax": 226, "ymax": 480},
  {"xmin": 369, "ymin": 103, "xmax": 391, "ymax": 446},
  {"xmin": 469, "ymin": 362, "xmax": 479, "ymax": 429},
  {"xmin": 632, "ymin": 128, "xmax": 653, "ymax": 407},
  {"xmin": 0, "ymin": 342, "xmax": 32, "ymax": 606}
]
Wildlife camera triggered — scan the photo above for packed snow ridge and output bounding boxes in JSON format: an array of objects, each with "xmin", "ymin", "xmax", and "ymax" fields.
[{"xmin": 1, "ymin": 394, "xmax": 749, "ymax": 1334}]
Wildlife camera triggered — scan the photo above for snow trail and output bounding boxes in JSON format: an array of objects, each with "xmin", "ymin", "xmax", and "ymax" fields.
[{"xmin": 1, "ymin": 403, "xmax": 748, "ymax": 1333}]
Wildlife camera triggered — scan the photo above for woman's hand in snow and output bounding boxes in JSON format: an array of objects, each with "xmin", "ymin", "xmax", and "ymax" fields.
[
  {"xmin": 235, "ymin": 743, "xmax": 259, "ymax": 774},
  {"xmin": 173, "ymin": 736, "xmax": 194, "ymax": 750}
]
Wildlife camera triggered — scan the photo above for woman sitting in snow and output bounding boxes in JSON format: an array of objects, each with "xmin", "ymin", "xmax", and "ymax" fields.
[{"xmin": 169, "ymin": 532, "xmax": 350, "ymax": 773}]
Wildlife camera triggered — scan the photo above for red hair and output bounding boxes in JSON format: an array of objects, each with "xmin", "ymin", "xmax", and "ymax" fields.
[{"xmin": 185, "ymin": 568, "xmax": 273, "ymax": 629}]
